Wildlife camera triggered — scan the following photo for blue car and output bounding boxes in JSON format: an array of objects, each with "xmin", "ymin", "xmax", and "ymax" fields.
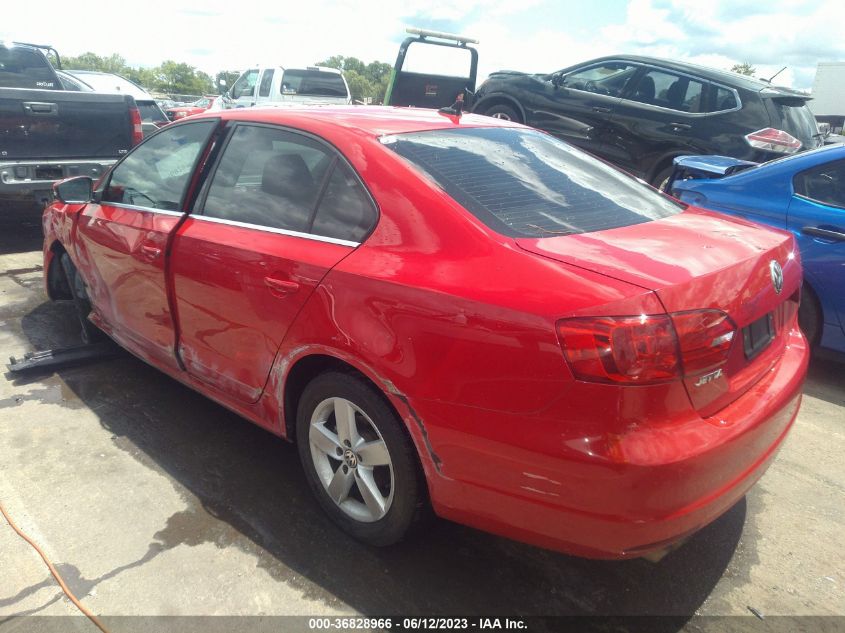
[{"xmin": 670, "ymin": 144, "xmax": 845, "ymax": 353}]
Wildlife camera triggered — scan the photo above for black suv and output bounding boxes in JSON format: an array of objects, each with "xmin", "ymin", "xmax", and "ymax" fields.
[{"xmin": 472, "ymin": 55, "xmax": 822, "ymax": 187}]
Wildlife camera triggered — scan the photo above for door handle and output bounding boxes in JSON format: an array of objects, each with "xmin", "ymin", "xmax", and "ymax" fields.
[
  {"xmin": 23, "ymin": 102, "xmax": 58, "ymax": 116},
  {"xmin": 802, "ymin": 226, "xmax": 845, "ymax": 242},
  {"xmin": 139, "ymin": 244, "xmax": 162, "ymax": 259},
  {"xmin": 669, "ymin": 122, "xmax": 691, "ymax": 131},
  {"xmin": 592, "ymin": 106, "xmax": 612, "ymax": 113},
  {"xmin": 264, "ymin": 276, "xmax": 300, "ymax": 295}
]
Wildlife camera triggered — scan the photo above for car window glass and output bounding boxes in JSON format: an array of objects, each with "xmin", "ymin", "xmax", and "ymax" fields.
[
  {"xmin": 712, "ymin": 86, "xmax": 738, "ymax": 112},
  {"xmin": 259, "ymin": 69, "xmax": 275, "ymax": 97},
  {"xmin": 629, "ymin": 69, "xmax": 705, "ymax": 112},
  {"xmin": 231, "ymin": 68, "xmax": 258, "ymax": 99},
  {"xmin": 103, "ymin": 121, "xmax": 216, "ymax": 210},
  {"xmin": 794, "ymin": 160, "xmax": 845, "ymax": 208},
  {"xmin": 280, "ymin": 69, "xmax": 349, "ymax": 98},
  {"xmin": 203, "ymin": 125, "xmax": 330, "ymax": 232},
  {"xmin": 0, "ymin": 46, "xmax": 58, "ymax": 89},
  {"xmin": 383, "ymin": 127, "xmax": 682, "ymax": 238},
  {"xmin": 561, "ymin": 62, "xmax": 636, "ymax": 98},
  {"xmin": 312, "ymin": 161, "xmax": 376, "ymax": 242}
]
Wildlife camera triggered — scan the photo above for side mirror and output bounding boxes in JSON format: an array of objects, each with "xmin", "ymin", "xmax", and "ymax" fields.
[
  {"xmin": 54, "ymin": 176, "xmax": 93, "ymax": 204},
  {"xmin": 551, "ymin": 73, "xmax": 566, "ymax": 89}
]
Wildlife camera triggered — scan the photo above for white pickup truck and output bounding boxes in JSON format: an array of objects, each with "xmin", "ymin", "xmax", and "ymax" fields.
[{"xmin": 228, "ymin": 66, "xmax": 351, "ymax": 107}]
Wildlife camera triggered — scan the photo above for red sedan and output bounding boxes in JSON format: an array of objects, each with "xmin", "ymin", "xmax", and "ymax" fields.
[
  {"xmin": 165, "ymin": 95, "xmax": 217, "ymax": 121},
  {"xmin": 43, "ymin": 106, "xmax": 808, "ymax": 558}
]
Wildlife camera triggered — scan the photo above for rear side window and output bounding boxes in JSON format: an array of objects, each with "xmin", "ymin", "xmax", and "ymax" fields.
[
  {"xmin": 383, "ymin": 127, "xmax": 682, "ymax": 238},
  {"xmin": 629, "ymin": 69, "xmax": 705, "ymax": 113},
  {"xmin": 203, "ymin": 124, "xmax": 374, "ymax": 241},
  {"xmin": 711, "ymin": 86, "xmax": 739, "ymax": 112},
  {"xmin": 280, "ymin": 69, "xmax": 348, "ymax": 98},
  {"xmin": 794, "ymin": 160, "xmax": 845, "ymax": 209},
  {"xmin": 103, "ymin": 121, "xmax": 216, "ymax": 210},
  {"xmin": 0, "ymin": 46, "xmax": 58, "ymax": 89}
]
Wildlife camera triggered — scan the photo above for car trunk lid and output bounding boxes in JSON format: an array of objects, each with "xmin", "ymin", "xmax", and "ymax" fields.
[{"xmin": 517, "ymin": 207, "xmax": 801, "ymax": 416}]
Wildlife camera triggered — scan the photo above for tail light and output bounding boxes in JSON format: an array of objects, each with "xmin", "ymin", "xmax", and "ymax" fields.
[
  {"xmin": 744, "ymin": 128, "xmax": 802, "ymax": 154},
  {"xmin": 557, "ymin": 310, "xmax": 735, "ymax": 385},
  {"xmin": 130, "ymin": 107, "xmax": 144, "ymax": 146}
]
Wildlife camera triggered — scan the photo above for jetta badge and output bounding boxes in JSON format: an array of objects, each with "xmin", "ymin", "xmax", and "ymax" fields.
[{"xmin": 770, "ymin": 260, "xmax": 784, "ymax": 295}]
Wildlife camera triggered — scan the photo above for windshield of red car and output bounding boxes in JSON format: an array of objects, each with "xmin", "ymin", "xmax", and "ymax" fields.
[{"xmin": 382, "ymin": 127, "xmax": 683, "ymax": 238}]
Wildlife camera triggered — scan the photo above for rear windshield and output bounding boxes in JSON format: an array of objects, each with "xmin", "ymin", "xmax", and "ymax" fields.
[
  {"xmin": 382, "ymin": 127, "xmax": 682, "ymax": 238},
  {"xmin": 766, "ymin": 98, "xmax": 820, "ymax": 148},
  {"xmin": 0, "ymin": 46, "xmax": 58, "ymax": 89},
  {"xmin": 280, "ymin": 69, "xmax": 348, "ymax": 98}
]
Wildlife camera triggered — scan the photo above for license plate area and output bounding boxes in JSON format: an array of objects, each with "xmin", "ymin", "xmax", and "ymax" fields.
[
  {"xmin": 35, "ymin": 166, "xmax": 63, "ymax": 180},
  {"xmin": 743, "ymin": 313, "xmax": 774, "ymax": 360}
]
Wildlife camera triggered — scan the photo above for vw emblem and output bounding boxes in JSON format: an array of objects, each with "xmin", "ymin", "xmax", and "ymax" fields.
[
  {"xmin": 770, "ymin": 260, "xmax": 784, "ymax": 294},
  {"xmin": 343, "ymin": 448, "xmax": 358, "ymax": 468}
]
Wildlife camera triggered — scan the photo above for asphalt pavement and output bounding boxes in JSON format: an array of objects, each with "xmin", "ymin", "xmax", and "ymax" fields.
[{"xmin": 1, "ymin": 202, "xmax": 843, "ymax": 632}]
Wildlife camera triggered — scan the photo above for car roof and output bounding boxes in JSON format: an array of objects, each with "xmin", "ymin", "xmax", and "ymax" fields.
[
  {"xmin": 585, "ymin": 55, "xmax": 804, "ymax": 95},
  {"xmin": 194, "ymin": 105, "xmax": 521, "ymax": 137},
  {"xmin": 65, "ymin": 70, "xmax": 153, "ymax": 100}
]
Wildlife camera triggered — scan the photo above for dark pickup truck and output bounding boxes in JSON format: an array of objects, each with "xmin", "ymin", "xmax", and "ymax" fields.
[{"xmin": 1, "ymin": 42, "xmax": 142, "ymax": 206}]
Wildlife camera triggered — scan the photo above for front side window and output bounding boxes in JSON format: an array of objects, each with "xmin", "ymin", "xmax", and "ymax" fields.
[
  {"xmin": 203, "ymin": 124, "xmax": 375, "ymax": 240},
  {"xmin": 103, "ymin": 121, "xmax": 216, "ymax": 210},
  {"xmin": 794, "ymin": 160, "xmax": 845, "ymax": 209},
  {"xmin": 231, "ymin": 69, "xmax": 259, "ymax": 99},
  {"xmin": 561, "ymin": 62, "xmax": 637, "ymax": 98},
  {"xmin": 383, "ymin": 127, "xmax": 682, "ymax": 238},
  {"xmin": 629, "ymin": 69, "xmax": 706, "ymax": 112}
]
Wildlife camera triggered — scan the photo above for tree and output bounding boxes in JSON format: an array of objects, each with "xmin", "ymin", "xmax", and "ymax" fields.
[
  {"xmin": 316, "ymin": 56, "xmax": 393, "ymax": 103},
  {"xmin": 730, "ymin": 62, "xmax": 756, "ymax": 76},
  {"xmin": 215, "ymin": 70, "xmax": 242, "ymax": 94}
]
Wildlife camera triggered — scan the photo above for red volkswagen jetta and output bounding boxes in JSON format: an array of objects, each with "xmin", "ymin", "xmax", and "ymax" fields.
[{"xmin": 43, "ymin": 107, "xmax": 808, "ymax": 558}]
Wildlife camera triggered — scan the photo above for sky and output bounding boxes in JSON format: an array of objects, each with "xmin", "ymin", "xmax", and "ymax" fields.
[{"xmin": 3, "ymin": 0, "xmax": 842, "ymax": 92}]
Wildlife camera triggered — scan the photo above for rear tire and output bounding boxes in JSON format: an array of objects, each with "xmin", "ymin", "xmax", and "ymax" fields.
[
  {"xmin": 798, "ymin": 283, "xmax": 822, "ymax": 347},
  {"xmin": 482, "ymin": 103, "xmax": 521, "ymax": 123},
  {"xmin": 296, "ymin": 371, "xmax": 429, "ymax": 546},
  {"xmin": 651, "ymin": 164, "xmax": 675, "ymax": 193}
]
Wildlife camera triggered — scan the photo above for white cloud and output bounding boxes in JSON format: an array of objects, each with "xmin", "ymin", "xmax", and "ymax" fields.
[{"xmin": 2, "ymin": 0, "xmax": 841, "ymax": 90}]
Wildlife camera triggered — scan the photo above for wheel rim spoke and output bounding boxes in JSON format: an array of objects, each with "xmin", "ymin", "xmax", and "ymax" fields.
[
  {"xmin": 356, "ymin": 439, "xmax": 390, "ymax": 466},
  {"xmin": 327, "ymin": 465, "xmax": 355, "ymax": 503},
  {"xmin": 334, "ymin": 399, "xmax": 360, "ymax": 447},
  {"xmin": 310, "ymin": 423, "xmax": 341, "ymax": 456},
  {"xmin": 355, "ymin": 468, "xmax": 387, "ymax": 519}
]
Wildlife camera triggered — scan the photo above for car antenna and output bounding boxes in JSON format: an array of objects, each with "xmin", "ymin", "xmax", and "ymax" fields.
[
  {"xmin": 763, "ymin": 66, "xmax": 787, "ymax": 84},
  {"xmin": 438, "ymin": 93, "xmax": 464, "ymax": 118}
]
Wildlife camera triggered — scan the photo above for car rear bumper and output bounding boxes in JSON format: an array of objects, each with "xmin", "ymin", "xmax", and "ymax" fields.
[
  {"xmin": 421, "ymin": 327, "xmax": 809, "ymax": 558},
  {"xmin": 1, "ymin": 159, "xmax": 114, "ymax": 203}
]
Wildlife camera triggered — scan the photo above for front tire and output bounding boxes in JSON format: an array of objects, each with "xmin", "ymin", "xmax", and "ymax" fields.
[
  {"xmin": 59, "ymin": 253, "xmax": 103, "ymax": 344},
  {"xmin": 482, "ymin": 103, "xmax": 521, "ymax": 123},
  {"xmin": 296, "ymin": 372, "xmax": 428, "ymax": 546}
]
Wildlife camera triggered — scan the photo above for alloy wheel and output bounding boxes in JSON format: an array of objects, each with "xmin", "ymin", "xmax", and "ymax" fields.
[{"xmin": 308, "ymin": 397, "xmax": 395, "ymax": 523}]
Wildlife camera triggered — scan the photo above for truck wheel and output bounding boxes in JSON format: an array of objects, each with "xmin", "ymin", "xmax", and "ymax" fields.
[
  {"xmin": 483, "ymin": 104, "xmax": 521, "ymax": 123},
  {"xmin": 296, "ymin": 372, "xmax": 429, "ymax": 546}
]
